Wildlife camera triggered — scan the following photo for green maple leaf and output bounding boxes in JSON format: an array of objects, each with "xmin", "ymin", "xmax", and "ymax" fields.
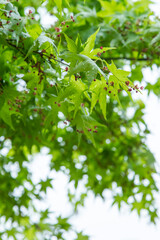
[
  {"xmin": 76, "ymin": 232, "xmax": 89, "ymax": 240},
  {"xmin": 73, "ymin": 112, "xmax": 105, "ymax": 146},
  {"xmin": 54, "ymin": 0, "xmax": 62, "ymax": 14},
  {"xmin": 58, "ymin": 78, "xmax": 87, "ymax": 116},
  {"xmin": 90, "ymin": 78, "xmax": 107, "ymax": 119},
  {"xmin": 69, "ymin": 57, "xmax": 99, "ymax": 86},
  {"xmin": 106, "ymin": 61, "xmax": 134, "ymax": 99},
  {"xmin": 64, "ymin": 33, "xmax": 77, "ymax": 53},
  {"xmin": 39, "ymin": 178, "xmax": 53, "ymax": 194},
  {"xmin": 81, "ymin": 28, "xmax": 100, "ymax": 55}
]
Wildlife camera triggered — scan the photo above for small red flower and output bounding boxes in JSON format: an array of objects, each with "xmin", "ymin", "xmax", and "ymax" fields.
[
  {"xmin": 125, "ymin": 81, "xmax": 130, "ymax": 86},
  {"xmin": 135, "ymin": 84, "xmax": 139, "ymax": 89},
  {"xmin": 55, "ymin": 27, "xmax": 60, "ymax": 32}
]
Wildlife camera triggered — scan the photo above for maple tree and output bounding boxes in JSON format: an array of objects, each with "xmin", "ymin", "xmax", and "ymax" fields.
[{"xmin": 0, "ymin": 0, "xmax": 160, "ymax": 239}]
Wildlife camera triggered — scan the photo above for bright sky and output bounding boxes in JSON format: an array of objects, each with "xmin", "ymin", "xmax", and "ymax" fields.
[{"xmin": 30, "ymin": 1, "xmax": 160, "ymax": 239}]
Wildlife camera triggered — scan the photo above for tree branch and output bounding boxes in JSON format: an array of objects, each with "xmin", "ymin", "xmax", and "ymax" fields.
[
  {"xmin": 6, "ymin": 39, "xmax": 70, "ymax": 67},
  {"xmin": 104, "ymin": 57, "xmax": 152, "ymax": 61}
]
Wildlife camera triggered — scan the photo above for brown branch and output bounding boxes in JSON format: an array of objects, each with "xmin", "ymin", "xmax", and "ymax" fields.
[
  {"xmin": 6, "ymin": 39, "xmax": 70, "ymax": 67},
  {"xmin": 6, "ymin": 39, "xmax": 25, "ymax": 55},
  {"xmin": 6, "ymin": 39, "xmax": 152, "ymax": 64},
  {"xmin": 104, "ymin": 57, "xmax": 152, "ymax": 61},
  {"xmin": 36, "ymin": 52, "xmax": 70, "ymax": 67}
]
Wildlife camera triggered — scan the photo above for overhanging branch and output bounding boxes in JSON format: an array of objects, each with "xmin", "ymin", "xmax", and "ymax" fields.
[{"xmin": 104, "ymin": 57, "xmax": 152, "ymax": 61}]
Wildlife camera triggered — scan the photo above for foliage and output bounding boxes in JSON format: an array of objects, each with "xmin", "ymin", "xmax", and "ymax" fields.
[{"xmin": 0, "ymin": 0, "xmax": 160, "ymax": 239}]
